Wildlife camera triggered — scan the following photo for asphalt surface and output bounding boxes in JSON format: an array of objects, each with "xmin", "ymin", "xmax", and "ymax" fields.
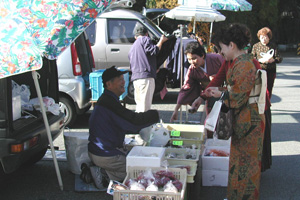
[{"xmin": 0, "ymin": 52, "xmax": 299, "ymax": 200}]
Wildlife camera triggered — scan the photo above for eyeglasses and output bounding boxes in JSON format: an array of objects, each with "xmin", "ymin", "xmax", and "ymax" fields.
[{"xmin": 260, "ymin": 35, "xmax": 269, "ymax": 39}]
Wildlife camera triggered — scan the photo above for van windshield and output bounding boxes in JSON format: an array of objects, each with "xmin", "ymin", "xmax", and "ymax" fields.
[
  {"xmin": 143, "ymin": 17, "xmax": 164, "ymax": 36},
  {"xmin": 107, "ymin": 18, "xmax": 164, "ymax": 44}
]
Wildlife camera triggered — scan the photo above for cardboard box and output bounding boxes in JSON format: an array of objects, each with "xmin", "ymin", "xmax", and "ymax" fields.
[
  {"xmin": 202, "ymin": 169, "xmax": 228, "ymax": 187},
  {"xmin": 126, "ymin": 146, "xmax": 165, "ymax": 171},
  {"xmin": 202, "ymin": 146, "xmax": 230, "ymax": 171}
]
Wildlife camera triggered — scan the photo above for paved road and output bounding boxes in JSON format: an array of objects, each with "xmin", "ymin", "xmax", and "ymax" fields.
[{"xmin": 0, "ymin": 53, "xmax": 299, "ymax": 200}]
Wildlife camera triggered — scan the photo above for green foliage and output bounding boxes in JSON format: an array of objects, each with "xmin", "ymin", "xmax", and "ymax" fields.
[
  {"xmin": 142, "ymin": 0, "xmax": 299, "ymax": 44},
  {"xmin": 146, "ymin": 0, "xmax": 156, "ymax": 8}
]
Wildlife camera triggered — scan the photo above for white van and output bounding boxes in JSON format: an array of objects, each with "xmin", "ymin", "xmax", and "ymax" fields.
[
  {"xmin": 88, "ymin": 8, "xmax": 175, "ymax": 102},
  {"xmin": 90, "ymin": 8, "xmax": 165, "ymax": 69}
]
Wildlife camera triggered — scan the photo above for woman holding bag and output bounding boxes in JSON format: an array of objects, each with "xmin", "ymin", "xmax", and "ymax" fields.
[
  {"xmin": 205, "ymin": 24, "xmax": 265, "ymax": 200},
  {"xmin": 252, "ymin": 27, "xmax": 282, "ymax": 172}
]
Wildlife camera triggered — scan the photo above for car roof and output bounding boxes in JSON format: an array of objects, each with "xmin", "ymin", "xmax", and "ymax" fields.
[
  {"xmin": 144, "ymin": 8, "xmax": 169, "ymax": 13},
  {"xmin": 99, "ymin": 9, "xmax": 145, "ymax": 20}
]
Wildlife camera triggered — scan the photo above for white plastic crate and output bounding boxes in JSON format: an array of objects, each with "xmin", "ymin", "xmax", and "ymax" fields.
[
  {"xmin": 167, "ymin": 159, "xmax": 198, "ymax": 183},
  {"xmin": 163, "ymin": 123, "xmax": 205, "ymax": 141},
  {"xmin": 166, "ymin": 139, "xmax": 203, "ymax": 152},
  {"xmin": 89, "ymin": 69, "xmax": 129, "ymax": 101},
  {"xmin": 165, "ymin": 148, "xmax": 200, "ymax": 163},
  {"xmin": 126, "ymin": 146, "xmax": 165, "ymax": 171},
  {"xmin": 114, "ymin": 166, "xmax": 187, "ymax": 200}
]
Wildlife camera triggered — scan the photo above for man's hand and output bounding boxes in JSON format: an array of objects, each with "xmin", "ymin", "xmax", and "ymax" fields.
[
  {"xmin": 268, "ymin": 57, "xmax": 275, "ymax": 63},
  {"xmin": 160, "ymin": 35, "xmax": 168, "ymax": 43},
  {"xmin": 156, "ymin": 35, "xmax": 168, "ymax": 50}
]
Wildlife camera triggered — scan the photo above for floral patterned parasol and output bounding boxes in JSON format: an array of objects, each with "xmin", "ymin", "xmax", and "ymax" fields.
[
  {"xmin": 208, "ymin": 0, "xmax": 252, "ymax": 12},
  {"xmin": 0, "ymin": 0, "xmax": 114, "ymax": 78}
]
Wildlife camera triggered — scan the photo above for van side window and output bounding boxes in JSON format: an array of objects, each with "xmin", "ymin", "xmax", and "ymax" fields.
[{"xmin": 108, "ymin": 19, "xmax": 143, "ymax": 44}]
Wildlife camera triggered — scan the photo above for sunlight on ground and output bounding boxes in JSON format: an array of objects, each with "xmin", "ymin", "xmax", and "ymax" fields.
[{"xmin": 272, "ymin": 141, "xmax": 300, "ymax": 156}]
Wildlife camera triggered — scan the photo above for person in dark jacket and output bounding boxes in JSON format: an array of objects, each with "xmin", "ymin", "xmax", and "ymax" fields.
[
  {"xmin": 128, "ymin": 26, "xmax": 168, "ymax": 112},
  {"xmin": 88, "ymin": 66, "xmax": 159, "ymax": 188}
]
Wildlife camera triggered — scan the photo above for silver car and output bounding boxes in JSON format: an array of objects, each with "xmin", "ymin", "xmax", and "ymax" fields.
[{"xmin": 57, "ymin": 32, "xmax": 94, "ymax": 126}]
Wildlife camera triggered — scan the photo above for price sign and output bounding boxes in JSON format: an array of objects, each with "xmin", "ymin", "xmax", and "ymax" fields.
[
  {"xmin": 171, "ymin": 130, "xmax": 181, "ymax": 137},
  {"xmin": 172, "ymin": 140, "xmax": 183, "ymax": 146}
]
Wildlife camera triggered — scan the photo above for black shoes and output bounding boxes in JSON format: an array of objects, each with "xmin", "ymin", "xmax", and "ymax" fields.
[{"xmin": 80, "ymin": 163, "xmax": 93, "ymax": 184}]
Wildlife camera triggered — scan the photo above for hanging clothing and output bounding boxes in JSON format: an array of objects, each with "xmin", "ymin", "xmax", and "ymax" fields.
[{"xmin": 166, "ymin": 37, "xmax": 196, "ymax": 86}]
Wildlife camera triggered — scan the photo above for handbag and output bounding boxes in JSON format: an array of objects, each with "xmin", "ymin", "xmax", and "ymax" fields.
[
  {"xmin": 215, "ymin": 103, "xmax": 233, "ymax": 140},
  {"xmin": 204, "ymin": 92, "xmax": 233, "ymax": 140}
]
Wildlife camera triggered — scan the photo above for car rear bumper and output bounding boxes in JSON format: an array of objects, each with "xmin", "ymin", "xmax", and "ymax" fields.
[
  {"xmin": 0, "ymin": 113, "xmax": 65, "ymax": 173},
  {"xmin": 59, "ymin": 77, "xmax": 91, "ymax": 111}
]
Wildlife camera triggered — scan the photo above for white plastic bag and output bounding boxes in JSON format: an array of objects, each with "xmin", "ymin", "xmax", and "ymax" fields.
[
  {"xmin": 258, "ymin": 49, "xmax": 274, "ymax": 63},
  {"xmin": 63, "ymin": 131, "xmax": 91, "ymax": 174},
  {"xmin": 139, "ymin": 125, "xmax": 153, "ymax": 143},
  {"xmin": 148, "ymin": 123, "xmax": 170, "ymax": 147},
  {"xmin": 204, "ymin": 100, "xmax": 222, "ymax": 132},
  {"xmin": 29, "ymin": 96, "xmax": 60, "ymax": 115},
  {"xmin": 12, "ymin": 80, "xmax": 31, "ymax": 103}
]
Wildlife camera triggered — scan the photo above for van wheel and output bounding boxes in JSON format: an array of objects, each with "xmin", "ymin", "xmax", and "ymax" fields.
[
  {"xmin": 124, "ymin": 81, "xmax": 135, "ymax": 104},
  {"xmin": 23, "ymin": 147, "xmax": 48, "ymax": 166},
  {"xmin": 59, "ymin": 96, "xmax": 77, "ymax": 127}
]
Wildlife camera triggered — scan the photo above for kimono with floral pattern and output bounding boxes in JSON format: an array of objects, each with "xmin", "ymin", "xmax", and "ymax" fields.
[{"xmin": 224, "ymin": 54, "xmax": 265, "ymax": 200}]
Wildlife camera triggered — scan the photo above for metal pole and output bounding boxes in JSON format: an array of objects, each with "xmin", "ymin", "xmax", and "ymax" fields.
[
  {"xmin": 179, "ymin": 24, "xmax": 183, "ymax": 124},
  {"xmin": 209, "ymin": 22, "xmax": 214, "ymax": 48},
  {"xmin": 32, "ymin": 70, "xmax": 63, "ymax": 191},
  {"xmin": 193, "ymin": 19, "xmax": 196, "ymax": 33}
]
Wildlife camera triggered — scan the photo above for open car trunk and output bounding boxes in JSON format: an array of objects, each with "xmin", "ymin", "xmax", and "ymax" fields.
[{"xmin": 0, "ymin": 58, "xmax": 65, "ymax": 174}]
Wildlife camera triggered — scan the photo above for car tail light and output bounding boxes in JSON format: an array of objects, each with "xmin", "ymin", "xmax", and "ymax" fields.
[
  {"xmin": 88, "ymin": 40, "xmax": 95, "ymax": 69},
  {"xmin": 59, "ymin": 119, "xmax": 65, "ymax": 128},
  {"xmin": 71, "ymin": 43, "xmax": 82, "ymax": 76},
  {"xmin": 10, "ymin": 136, "xmax": 39, "ymax": 153}
]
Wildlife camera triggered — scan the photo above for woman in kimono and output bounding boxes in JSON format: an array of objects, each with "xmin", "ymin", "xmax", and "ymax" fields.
[{"xmin": 205, "ymin": 23, "xmax": 265, "ymax": 200}]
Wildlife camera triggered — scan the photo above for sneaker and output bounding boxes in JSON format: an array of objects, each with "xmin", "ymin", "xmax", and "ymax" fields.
[
  {"xmin": 90, "ymin": 166, "xmax": 107, "ymax": 191},
  {"xmin": 80, "ymin": 163, "xmax": 93, "ymax": 184},
  {"xmin": 100, "ymin": 168, "xmax": 110, "ymax": 187}
]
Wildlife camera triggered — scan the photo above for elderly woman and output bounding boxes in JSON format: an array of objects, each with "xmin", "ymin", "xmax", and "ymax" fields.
[
  {"xmin": 252, "ymin": 27, "xmax": 282, "ymax": 98},
  {"xmin": 252, "ymin": 27, "xmax": 283, "ymax": 172}
]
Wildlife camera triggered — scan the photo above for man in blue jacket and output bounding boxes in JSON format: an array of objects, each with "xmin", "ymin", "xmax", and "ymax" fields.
[
  {"xmin": 88, "ymin": 66, "xmax": 159, "ymax": 190},
  {"xmin": 128, "ymin": 26, "xmax": 168, "ymax": 112}
]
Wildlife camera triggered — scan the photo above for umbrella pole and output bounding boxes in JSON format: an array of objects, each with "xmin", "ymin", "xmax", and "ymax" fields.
[
  {"xmin": 209, "ymin": 22, "xmax": 214, "ymax": 48},
  {"xmin": 179, "ymin": 24, "xmax": 183, "ymax": 124},
  {"xmin": 32, "ymin": 70, "xmax": 64, "ymax": 191},
  {"xmin": 193, "ymin": 20, "xmax": 196, "ymax": 33}
]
